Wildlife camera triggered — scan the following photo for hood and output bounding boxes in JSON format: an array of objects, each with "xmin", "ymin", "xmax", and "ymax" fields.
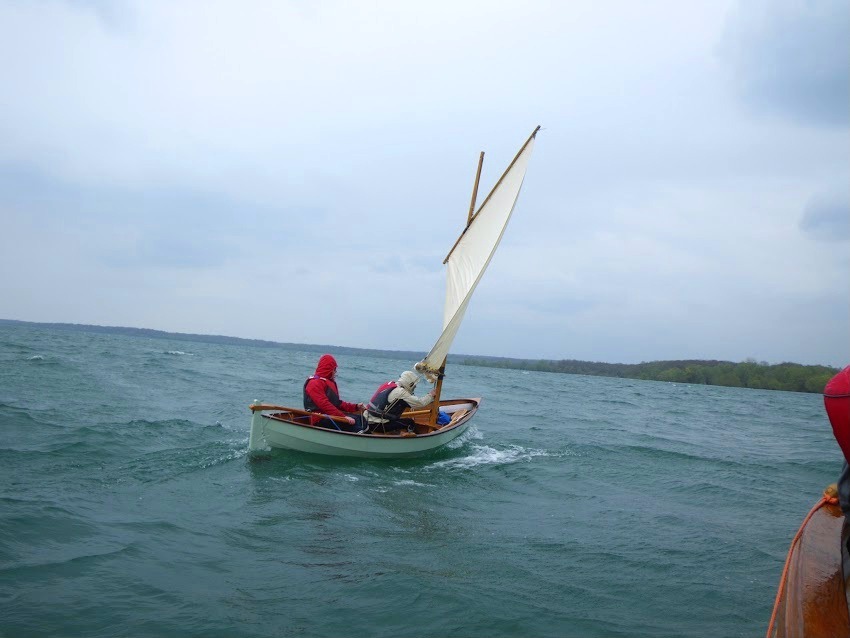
[
  {"xmin": 397, "ymin": 370, "xmax": 419, "ymax": 392},
  {"xmin": 825, "ymin": 365, "xmax": 850, "ymax": 396},
  {"xmin": 315, "ymin": 354, "xmax": 338, "ymax": 379}
]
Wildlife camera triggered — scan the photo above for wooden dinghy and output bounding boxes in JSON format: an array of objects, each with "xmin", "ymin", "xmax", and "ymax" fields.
[
  {"xmin": 247, "ymin": 126, "xmax": 540, "ymax": 459},
  {"xmin": 248, "ymin": 398, "xmax": 480, "ymax": 459}
]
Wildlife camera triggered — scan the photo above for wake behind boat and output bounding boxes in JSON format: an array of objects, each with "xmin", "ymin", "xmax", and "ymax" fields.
[{"xmin": 248, "ymin": 126, "xmax": 540, "ymax": 458}]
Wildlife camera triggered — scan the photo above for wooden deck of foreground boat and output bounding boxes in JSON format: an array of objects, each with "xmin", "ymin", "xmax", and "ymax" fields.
[{"xmin": 769, "ymin": 500, "xmax": 850, "ymax": 638}]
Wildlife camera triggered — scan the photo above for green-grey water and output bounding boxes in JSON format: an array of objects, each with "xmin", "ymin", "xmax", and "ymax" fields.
[{"xmin": 0, "ymin": 324, "xmax": 840, "ymax": 637}]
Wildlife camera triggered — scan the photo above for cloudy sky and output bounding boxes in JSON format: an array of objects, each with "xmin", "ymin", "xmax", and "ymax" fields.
[{"xmin": 1, "ymin": 0, "xmax": 847, "ymax": 367}]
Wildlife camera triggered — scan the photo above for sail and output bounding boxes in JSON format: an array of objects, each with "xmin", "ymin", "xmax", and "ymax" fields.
[{"xmin": 416, "ymin": 129, "xmax": 538, "ymax": 377}]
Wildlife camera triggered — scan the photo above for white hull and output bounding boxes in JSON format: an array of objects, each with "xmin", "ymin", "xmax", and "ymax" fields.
[{"xmin": 248, "ymin": 400, "xmax": 479, "ymax": 459}]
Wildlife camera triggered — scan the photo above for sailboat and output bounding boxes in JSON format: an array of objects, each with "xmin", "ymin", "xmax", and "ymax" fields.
[{"xmin": 247, "ymin": 125, "xmax": 541, "ymax": 458}]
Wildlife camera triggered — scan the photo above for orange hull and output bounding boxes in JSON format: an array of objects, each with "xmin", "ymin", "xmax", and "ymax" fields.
[{"xmin": 769, "ymin": 501, "xmax": 850, "ymax": 638}]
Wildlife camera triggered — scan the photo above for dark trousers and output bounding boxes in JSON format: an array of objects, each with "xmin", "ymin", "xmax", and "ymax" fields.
[
  {"xmin": 320, "ymin": 414, "xmax": 363, "ymax": 432},
  {"xmin": 838, "ymin": 462, "xmax": 850, "ymax": 615}
]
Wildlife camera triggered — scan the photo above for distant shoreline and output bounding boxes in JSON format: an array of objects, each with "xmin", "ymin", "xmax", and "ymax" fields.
[
  {"xmin": 0, "ymin": 318, "xmax": 427, "ymax": 361},
  {"xmin": 1, "ymin": 318, "xmax": 838, "ymax": 394}
]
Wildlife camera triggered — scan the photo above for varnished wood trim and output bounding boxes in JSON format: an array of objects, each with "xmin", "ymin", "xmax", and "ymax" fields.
[
  {"xmin": 249, "ymin": 404, "xmax": 349, "ymax": 424},
  {"xmin": 467, "ymin": 151, "xmax": 485, "ymax": 227}
]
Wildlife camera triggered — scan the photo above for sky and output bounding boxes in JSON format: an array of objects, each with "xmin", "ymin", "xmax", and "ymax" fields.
[{"xmin": 0, "ymin": 0, "xmax": 848, "ymax": 367}]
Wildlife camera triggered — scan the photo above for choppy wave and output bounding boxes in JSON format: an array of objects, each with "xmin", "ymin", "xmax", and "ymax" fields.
[
  {"xmin": 444, "ymin": 425, "xmax": 481, "ymax": 449},
  {"xmin": 426, "ymin": 444, "xmax": 550, "ymax": 470},
  {"xmin": 0, "ymin": 323, "xmax": 835, "ymax": 638},
  {"xmin": 392, "ymin": 478, "xmax": 433, "ymax": 487},
  {"xmin": 600, "ymin": 441, "xmax": 774, "ymax": 470},
  {"xmin": 108, "ymin": 438, "xmax": 248, "ymax": 484},
  {"xmin": 0, "ymin": 403, "xmax": 66, "ymax": 435},
  {"xmin": 4, "ymin": 543, "xmax": 138, "ymax": 574},
  {"xmin": 199, "ymin": 444, "xmax": 248, "ymax": 469},
  {"xmin": 22, "ymin": 353, "xmax": 61, "ymax": 366},
  {"xmin": 599, "ymin": 398, "xmax": 638, "ymax": 407}
]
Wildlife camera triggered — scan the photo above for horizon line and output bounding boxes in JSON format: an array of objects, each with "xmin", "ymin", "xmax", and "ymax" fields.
[{"xmin": 0, "ymin": 317, "xmax": 837, "ymax": 370}]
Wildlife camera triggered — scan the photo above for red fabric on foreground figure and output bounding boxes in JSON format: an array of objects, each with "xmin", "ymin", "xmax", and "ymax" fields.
[
  {"xmin": 825, "ymin": 365, "xmax": 850, "ymax": 464},
  {"xmin": 302, "ymin": 354, "xmax": 361, "ymax": 426}
]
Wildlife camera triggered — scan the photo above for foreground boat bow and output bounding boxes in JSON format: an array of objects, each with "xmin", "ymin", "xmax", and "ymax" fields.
[{"xmin": 767, "ymin": 489, "xmax": 850, "ymax": 637}]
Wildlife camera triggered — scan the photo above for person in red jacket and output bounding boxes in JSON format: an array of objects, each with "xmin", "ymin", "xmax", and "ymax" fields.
[
  {"xmin": 303, "ymin": 354, "xmax": 365, "ymax": 432},
  {"xmin": 826, "ymin": 365, "xmax": 850, "ymax": 513},
  {"xmin": 826, "ymin": 366, "xmax": 850, "ymax": 464},
  {"xmin": 825, "ymin": 365, "xmax": 850, "ymax": 608}
]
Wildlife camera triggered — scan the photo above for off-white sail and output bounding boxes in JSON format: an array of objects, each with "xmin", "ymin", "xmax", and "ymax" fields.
[{"xmin": 416, "ymin": 131, "xmax": 537, "ymax": 377}]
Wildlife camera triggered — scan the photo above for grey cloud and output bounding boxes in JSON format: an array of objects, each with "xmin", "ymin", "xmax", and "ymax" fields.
[
  {"xmin": 800, "ymin": 189, "xmax": 850, "ymax": 241},
  {"xmin": 63, "ymin": 0, "xmax": 135, "ymax": 30},
  {"xmin": 721, "ymin": 0, "xmax": 850, "ymax": 127},
  {"xmin": 0, "ymin": 164, "xmax": 317, "ymax": 269},
  {"xmin": 98, "ymin": 233, "xmax": 231, "ymax": 269},
  {"xmin": 367, "ymin": 256, "xmax": 402, "ymax": 275},
  {"xmin": 2, "ymin": 2, "xmax": 847, "ymax": 367}
]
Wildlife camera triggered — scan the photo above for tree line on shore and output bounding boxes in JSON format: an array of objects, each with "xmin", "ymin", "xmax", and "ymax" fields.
[
  {"xmin": 3, "ymin": 320, "xmax": 838, "ymax": 394},
  {"xmin": 455, "ymin": 356, "xmax": 839, "ymax": 394}
]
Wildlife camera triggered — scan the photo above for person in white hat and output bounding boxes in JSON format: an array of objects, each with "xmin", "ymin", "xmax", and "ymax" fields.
[{"xmin": 363, "ymin": 371, "xmax": 435, "ymax": 434}]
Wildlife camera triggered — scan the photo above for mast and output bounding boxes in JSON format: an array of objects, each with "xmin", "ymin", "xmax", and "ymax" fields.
[{"xmin": 429, "ymin": 150, "xmax": 485, "ymax": 428}]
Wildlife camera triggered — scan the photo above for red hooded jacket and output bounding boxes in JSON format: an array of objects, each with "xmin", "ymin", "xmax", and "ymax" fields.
[{"xmin": 303, "ymin": 354, "xmax": 358, "ymax": 424}]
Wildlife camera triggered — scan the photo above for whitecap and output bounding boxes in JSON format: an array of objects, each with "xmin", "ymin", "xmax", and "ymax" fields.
[
  {"xmin": 393, "ymin": 479, "xmax": 432, "ymax": 487},
  {"xmin": 444, "ymin": 425, "xmax": 481, "ymax": 450},
  {"xmin": 427, "ymin": 444, "xmax": 550, "ymax": 471},
  {"xmin": 200, "ymin": 447, "xmax": 247, "ymax": 468},
  {"xmin": 248, "ymin": 444, "xmax": 272, "ymax": 456},
  {"xmin": 165, "ymin": 350, "xmax": 192, "ymax": 356},
  {"xmin": 27, "ymin": 355, "xmax": 44, "ymax": 361}
]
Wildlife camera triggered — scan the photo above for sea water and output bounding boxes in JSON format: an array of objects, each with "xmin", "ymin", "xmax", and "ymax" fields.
[{"xmin": 0, "ymin": 324, "xmax": 839, "ymax": 637}]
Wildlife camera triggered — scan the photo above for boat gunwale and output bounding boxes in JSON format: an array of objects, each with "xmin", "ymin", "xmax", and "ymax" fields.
[{"xmin": 259, "ymin": 398, "xmax": 481, "ymax": 439}]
